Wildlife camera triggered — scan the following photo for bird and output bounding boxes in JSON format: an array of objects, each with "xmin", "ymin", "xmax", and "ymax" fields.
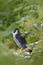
[{"xmin": 12, "ymin": 28, "xmax": 32, "ymax": 54}]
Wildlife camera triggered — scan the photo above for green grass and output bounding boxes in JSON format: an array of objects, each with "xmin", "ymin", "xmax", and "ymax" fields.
[{"xmin": 0, "ymin": 0, "xmax": 43, "ymax": 65}]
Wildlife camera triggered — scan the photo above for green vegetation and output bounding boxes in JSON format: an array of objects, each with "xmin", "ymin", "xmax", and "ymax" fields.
[{"xmin": 0, "ymin": 0, "xmax": 43, "ymax": 65}]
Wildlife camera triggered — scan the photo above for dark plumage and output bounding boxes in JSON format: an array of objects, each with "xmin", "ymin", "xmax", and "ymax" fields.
[
  {"xmin": 15, "ymin": 33, "xmax": 27, "ymax": 49},
  {"xmin": 12, "ymin": 28, "xmax": 32, "ymax": 53},
  {"xmin": 12, "ymin": 28, "xmax": 27, "ymax": 49}
]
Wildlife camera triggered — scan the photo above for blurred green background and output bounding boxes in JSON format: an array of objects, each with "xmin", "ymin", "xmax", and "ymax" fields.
[{"xmin": 0, "ymin": 0, "xmax": 43, "ymax": 65}]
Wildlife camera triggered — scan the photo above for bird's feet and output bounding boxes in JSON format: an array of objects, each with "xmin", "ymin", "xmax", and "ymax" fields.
[{"xmin": 17, "ymin": 48, "xmax": 23, "ymax": 53}]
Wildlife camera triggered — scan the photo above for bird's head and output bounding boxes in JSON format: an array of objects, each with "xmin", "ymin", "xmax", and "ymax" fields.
[
  {"xmin": 13, "ymin": 28, "xmax": 19, "ymax": 33},
  {"xmin": 12, "ymin": 28, "xmax": 19, "ymax": 36}
]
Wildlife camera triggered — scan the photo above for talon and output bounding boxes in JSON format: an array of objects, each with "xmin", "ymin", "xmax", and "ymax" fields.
[{"xmin": 18, "ymin": 48, "xmax": 23, "ymax": 53}]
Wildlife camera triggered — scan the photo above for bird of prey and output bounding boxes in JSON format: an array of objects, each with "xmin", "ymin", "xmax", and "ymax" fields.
[{"xmin": 12, "ymin": 28, "xmax": 32, "ymax": 53}]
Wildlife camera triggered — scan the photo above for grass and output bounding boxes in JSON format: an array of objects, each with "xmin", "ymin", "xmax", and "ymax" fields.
[
  {"xmin": 0, "ymin": 0, "xmax": 43, "ymax": 65},
  {"xmin": 0, "ymin": 40, "xmax": 43, "ymax": 65}
]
